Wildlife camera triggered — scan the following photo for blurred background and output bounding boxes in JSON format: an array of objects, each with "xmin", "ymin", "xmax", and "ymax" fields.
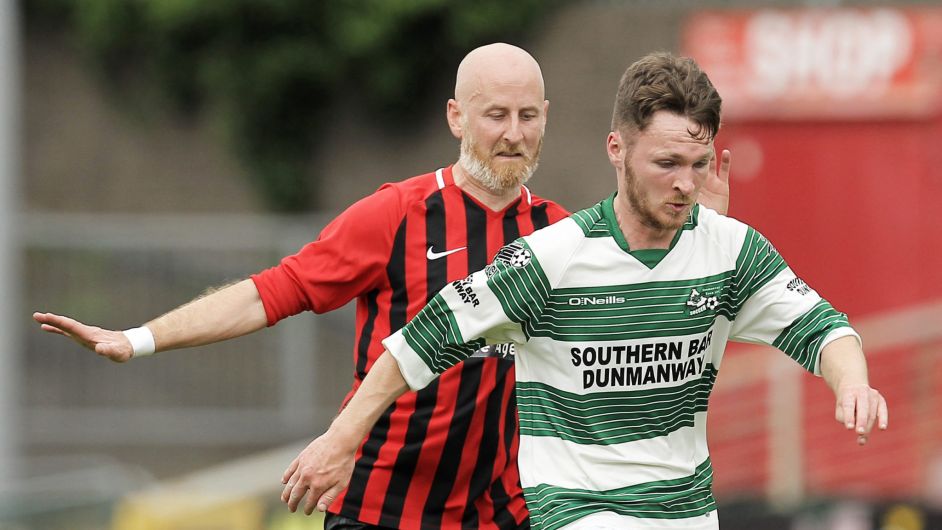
[{"xmin": 3, "ymin": 0, "xmax": 941, "ymax": 529}]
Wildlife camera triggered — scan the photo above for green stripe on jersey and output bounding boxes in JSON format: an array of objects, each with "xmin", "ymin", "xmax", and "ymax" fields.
[
  {"xmin": 401, "ymin": 294, "xmax": 486, "ymax": 374},
  {"xmin": 487, "ymin": 240, "xmax": 553, "ymax": 330},
  {"xmin": 731, "ymin": 227, "xmax": 788, "ymax": 311},
  {"xmin": 773, "ymin": 299, "xmax": 851, "ymax": 371},
  {"xmin": 531, "ymin": 272, "xmax": 732, "ymax": 341},
  {"xmin": 517, "ymin": 366, "xmax": 716, "ymax": 445},
  {"xmin": 569, "ymin": 201, "xmax": 607, "ymax": 237},
  {"xmin": 525, "ymin": 458, "xmax": 716, "ymax": 530}
]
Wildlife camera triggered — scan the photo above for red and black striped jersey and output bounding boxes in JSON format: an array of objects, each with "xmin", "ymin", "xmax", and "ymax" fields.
[{"xmin": 252, "ymin": 166, "xmax": 569, "ymax": 529}]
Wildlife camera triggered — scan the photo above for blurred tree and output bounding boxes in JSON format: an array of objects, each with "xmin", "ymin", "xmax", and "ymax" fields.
[{"xmin": 24, "ymin": 0, "xmax": 561, "ymax": 211}]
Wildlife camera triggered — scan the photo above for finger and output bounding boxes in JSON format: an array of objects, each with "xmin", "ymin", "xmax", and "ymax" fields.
[
  {"xmin": 709, "ymin": 149, "xmax": 718, "ymax": 176},
  {"xmin": 316, "ymin": 487, "xmax": 341, "ymax": 514},
  {"xmin": 854, "ymin": 392, "xmax": 870, "ymax": 435},
  {"xmin": 857, "ymin": 433, "xmax": 868, "ymax": 446},
  {"xmin": 304, "ymin": 488, "xmax": 324, "ymax": 516},
  {"xmin": 282, "ymin": 457, "xmax": 299, "ymax": 484},
  {"xmin": 718, "ymin": 150, "xmax": 731, "ymax": 183},
  {"xmin": 864, "ymin": 392, "xmax": 880, "ymax": 434},
  {"xmin": 281, "ymin": 470, "xmax": 299, "ymax": 503},
  {"xmin": 39, "ymin": 324, "xmax": 69, "ymax": 337},
  {"xmin": 287, "ymin": 479, "xmax": 309, "ymax": 512},
  {"xmin": 841, "ymin": 396, "xmax": 855, "ymax": 430},
  {"xmin": 33, "ymin": 311, "xmax": 62, "ymax": 325},
  {"xmin": 36, "ymin": 313, "xmax": 83, "ymax": 333},
  {"xmin": 878, "ymin": 395, "xmax": 888, "ymax": 430}
]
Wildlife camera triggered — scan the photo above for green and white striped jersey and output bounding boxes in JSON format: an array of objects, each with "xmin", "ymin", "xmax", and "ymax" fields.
[{"xmin": 383, "ymin": 194, "xmax": 858, "ymax": 530}]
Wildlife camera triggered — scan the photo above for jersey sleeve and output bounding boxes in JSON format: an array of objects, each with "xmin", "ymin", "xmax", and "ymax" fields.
[
  {"xmin": 251, "ymin": 184, "xmax": 401, "ymax": 325},
  {"xmin": 729, "ymin": 227, "xmax": 858, "ymax": 375},
  {"xmin": 383, "ymin": 239, "xmax": 553, "ymax": 390}
]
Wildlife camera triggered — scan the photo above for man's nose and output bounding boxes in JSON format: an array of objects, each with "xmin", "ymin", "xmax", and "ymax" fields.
[
  {"xmin": 674, "ymin": 169, "xmax": 697, "ymax": 195},
  {"xmin": 502, "ymin": 116, "xmax": 524, "ymax": 144}
]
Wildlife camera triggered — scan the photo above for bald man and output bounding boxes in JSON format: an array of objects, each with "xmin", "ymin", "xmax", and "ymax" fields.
[{"xmin": 35, "ymin": 43, "xmax": 730, "ymax": 530}]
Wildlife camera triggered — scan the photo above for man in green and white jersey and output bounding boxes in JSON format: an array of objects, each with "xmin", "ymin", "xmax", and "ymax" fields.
[{"xmin": 286, "ymin": 52, "xmax": 889, "ymax": 530}]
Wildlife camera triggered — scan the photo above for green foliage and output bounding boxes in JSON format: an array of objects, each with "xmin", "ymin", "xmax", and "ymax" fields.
[{"xmin": 24, "ymin": 0, "xmax": 561, "ymax": 211}]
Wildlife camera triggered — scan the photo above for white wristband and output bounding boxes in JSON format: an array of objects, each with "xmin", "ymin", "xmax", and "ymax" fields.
[{"xmin": 123, "ymin": 326, "xmax": 156, "ymax": 358}]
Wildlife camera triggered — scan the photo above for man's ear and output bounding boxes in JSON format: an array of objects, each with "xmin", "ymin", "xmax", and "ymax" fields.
[
  {"xmin": 606, "ymin": 130, "xmax": 623, "ymax": 167},
  {"xmin": 446, "ymin": 99, "xmax": 463, "ymax": 139}
]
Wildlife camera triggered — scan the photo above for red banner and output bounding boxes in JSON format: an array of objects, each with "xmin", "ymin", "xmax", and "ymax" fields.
[{"xmin": 682, "ymin": 8, "xmax": 942, "ymax": 120}]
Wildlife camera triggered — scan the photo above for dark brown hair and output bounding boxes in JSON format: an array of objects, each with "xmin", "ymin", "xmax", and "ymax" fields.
[{"xmin": 611, "ymin": 52, "xmax": 721, "ymax": 141}]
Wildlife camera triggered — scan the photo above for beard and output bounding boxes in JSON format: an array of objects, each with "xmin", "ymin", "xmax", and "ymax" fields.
[
  {"xmin": 458, "ymin": 131, "xmax": 541, "ymax": 194},
  {"xmin": 623, "ymin": 156, "xmax": 692, "ymax": 231}
]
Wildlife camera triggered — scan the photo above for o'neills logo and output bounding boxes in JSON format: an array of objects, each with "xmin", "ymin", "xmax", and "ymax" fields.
[{"xmin": 568, "ymin": 295, "xmax": 626, "ymax": 306}]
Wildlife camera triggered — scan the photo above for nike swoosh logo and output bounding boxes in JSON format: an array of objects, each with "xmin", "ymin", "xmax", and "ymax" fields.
[{"xmin": 427, "ymin": 245, "xmax": 467, "ymax": 260}]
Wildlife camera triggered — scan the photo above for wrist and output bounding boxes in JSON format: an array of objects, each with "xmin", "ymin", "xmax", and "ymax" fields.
[
  {"xmin": 326, "ymin": 419, "xmax": 365, "ymax": 453},
  {"xmin": 122, "ymin": 326, "xmax": 156, "ymax": 358}
]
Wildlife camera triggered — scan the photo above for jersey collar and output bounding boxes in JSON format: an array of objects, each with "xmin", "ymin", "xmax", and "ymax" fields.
[{"xmin": 442, "ymin": 165, "xmax": 533, "ymax": 211}]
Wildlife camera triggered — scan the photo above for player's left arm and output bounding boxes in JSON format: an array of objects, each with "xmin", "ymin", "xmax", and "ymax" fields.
[
  {"xmin": 698, "ymin": 148, "xmax": 730, "ymax": 215},
  {"xmin": 819, "ymin": 335, "xmax": 888, "ymax": 446}
]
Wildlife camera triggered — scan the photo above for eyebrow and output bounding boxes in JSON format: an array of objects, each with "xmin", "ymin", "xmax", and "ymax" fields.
[
  {"xmin": 652, "ymin": 150, "xmax": 714, "ymax": 162},
  {"xmin": 482, "ymin": 103, "xmax": 542, "ymax": 114}
]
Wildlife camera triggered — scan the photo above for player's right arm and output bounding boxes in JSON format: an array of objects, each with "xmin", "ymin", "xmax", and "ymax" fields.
[
  {"xmin": 282, "ymin": 349, "xmax": 409, "ymax": 514},
  {"xmin": 33, "ymin": 184, "xmax": 403, "ymax": 363},
  {"xmin": 33, "ymin": 278, "xmax": 267, "ymax": 362}
]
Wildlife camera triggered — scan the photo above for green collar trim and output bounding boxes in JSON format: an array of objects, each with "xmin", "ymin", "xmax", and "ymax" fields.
[{"xmin": 600, "ymin": 193, "xmax": 699, "ymax": 269}]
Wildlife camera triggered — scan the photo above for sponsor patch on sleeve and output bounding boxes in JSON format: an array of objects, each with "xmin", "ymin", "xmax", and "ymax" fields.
[{"xmin": 495, "ymin": 241, "xmax": 532, "ymax": 268}]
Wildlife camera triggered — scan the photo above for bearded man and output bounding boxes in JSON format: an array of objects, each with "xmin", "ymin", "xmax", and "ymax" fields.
[{"xmin": 35, "ymin": 45, "xmax": 731, "ymax": 530}]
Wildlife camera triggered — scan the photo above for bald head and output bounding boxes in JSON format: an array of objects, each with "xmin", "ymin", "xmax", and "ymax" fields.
[
  {"xmin": 454, "ymin": 43, "xmax": 545, "ymax": 104},
  {"xmin": 446, "ymin": 43, "xmax": 548, "ymax": 200}
]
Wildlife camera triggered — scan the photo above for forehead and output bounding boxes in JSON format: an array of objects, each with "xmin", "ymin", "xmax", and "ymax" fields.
[
  {"xmin": 632, "ymin": 111, "xmax": 713, "ymax": 157},
  {"xmin": 466, "ymin": 70, "xmax": 544, "ymax": 110}
]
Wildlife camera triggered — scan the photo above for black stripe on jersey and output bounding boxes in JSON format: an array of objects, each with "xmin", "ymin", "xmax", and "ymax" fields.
[
  {"xmin": 421, "ymin": 360, "xmax": 485, "ymax": 528},
  {"xmin": 503, "ymin": 386, "xmax": 518, "ymax": 463},
  {"xmin": 463, "ymin": 195, "xmax": 488, "ymax": 272},
  {"xmin": 341, "ymin": 404, "xmax": 397, "ymax": 519},
  {"xmin": 355, "ymin": 289, "xmax": 380, "ymax": 381},
  {"xmin": 380, "ymin": 194, "xmax": 449, "ymax": 526},
  {"xmin": 489, "ymin": 477, "xmax": 516, "ymax": 530},
  {"xmin": 342, "ymin": 219, "xmax": 409, "ymax": 516},
  {"xmin": 531, "ymin": 203, "xmax": 550, "ymax": 230},
  {"xmin": 388, "ymin": 220, "xmax": 409, "ymax": 332},
  {"xmin": 379, "ymin": 379, "xmax": 441, "ymax": 528},
  {"xmin": 503, "ymin": 203, "xmax": 521, "ymax": 243},
  {"xmin": 425, "ymin": 192, "xmax": 448, "ymax": 298},
  {"xmin": 490, "ymin": 386, "xmax": 522, "ymax": 530},
  {"xmin": 462, "ymin": 358, "xmax": 514, "ymax": 528}
]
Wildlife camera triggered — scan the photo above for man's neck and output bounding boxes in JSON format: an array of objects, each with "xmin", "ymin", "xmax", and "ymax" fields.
[
  {"xmin": 452, "ymin": 163, "xmax": 521, "ymax": 212},
  {"xmin": 612, "ymin": 196, "xmax": 677, "ymax": 251}
]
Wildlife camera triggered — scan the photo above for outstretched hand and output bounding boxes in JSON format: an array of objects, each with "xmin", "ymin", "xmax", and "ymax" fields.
[
  {"xmin": 698, "ymin": 149, "xmax": 731, "ymax": 215},
  {"xmin": 835, "ymin": 383, "xmax": 888, "ymax": 445},
  {"xmin": 32, "ymin": 312, "xmax": 134, "ymax": 362},
  {"xmin": 281, "ymin": 431, "xmax": 357, "ymax": 515}
]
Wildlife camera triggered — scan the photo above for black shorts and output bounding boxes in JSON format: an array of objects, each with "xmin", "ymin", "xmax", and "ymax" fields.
[
  {"xmin": 323, "ymin": 513, "xmax": 397, "ymax": 530},
  {"xmin": 323, "ymin": 512, "xmax": 531, "ymax": 530}
]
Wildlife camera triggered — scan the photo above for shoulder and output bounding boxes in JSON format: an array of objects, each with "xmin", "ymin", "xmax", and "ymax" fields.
[
  {"xmin": 321, "ymin": 169, "xmax": 442, "ymax": 240},
  {"xmin": 694, "ymin": 205, "xmax": 781, "ymax": 268},
  {"xmin": 343, "ymin": 169, "xmax": 443, "ymax": 219},
  {"xmin": 517, "ymin": 214, "xmax": 587, "ymax": 286},
  {"xmin": 694, "ymin": 205, "xmax": 751, "ymax": 249},
  {"xmin": 567, "ymin": 199, "xmax": 608, "ymax": 236},
  {"xmin": 373, "ymin": 170, "xmax": 443, "ymax": 207},
  {"xmin": 528, "ymin": 191, "xmax": 571, "ymax": 222}
]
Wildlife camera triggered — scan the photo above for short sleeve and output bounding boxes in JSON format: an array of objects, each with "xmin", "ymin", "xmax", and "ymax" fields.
[{"xmin": 252, "ymin": 184, "xmax": 402, "ymax": 325}]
